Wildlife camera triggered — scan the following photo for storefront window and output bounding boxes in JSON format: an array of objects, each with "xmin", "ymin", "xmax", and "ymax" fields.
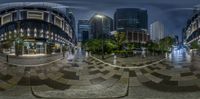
[{"xmin": 24, "ymin": 42, "xmax": 45, "ymax": 55}]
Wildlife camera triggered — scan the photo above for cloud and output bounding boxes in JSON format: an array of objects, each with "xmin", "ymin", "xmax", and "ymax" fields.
[{"xmin": 165, "ymin": 8, "xmax": 194, "ymax": 12}]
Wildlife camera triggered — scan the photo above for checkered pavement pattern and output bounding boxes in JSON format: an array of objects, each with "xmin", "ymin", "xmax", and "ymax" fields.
[{"xmin": 0, "ymin": 56, "xmax": 200, "ymax": 98}]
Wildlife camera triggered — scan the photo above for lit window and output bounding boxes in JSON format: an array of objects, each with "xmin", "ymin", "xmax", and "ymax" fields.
[
  {"xmin": 27, "ymin": 28, "xmax": 30, "ymax": 36},
  {"xmin": 27, "ymin": 11, "xmax": 43, "ymax": 20},
  {"xmin": 20, "ymin": 28, "xmax": 24, "ymax": 37},
  {"xmin": 51, "ymin": 32, "xmax": 54, "ymax": 40},
  {"xmin": 13, "ymin": 30, "xmax": 16, "ymax": 37},
  {"xmin": 9, "ymin": 31, "xmax": 12, "ymax": 39},
  {"xmin": 34, "ymin": 28, "xmax": 37, "ymax": 37},
  {"xmin": 46, "ymin": 31, "xmax": 49, "ymax": 38},
  {"xmin": 54, "ymin": 16, "xmax": 62, "ymax": 28},
  {"xmin": 40, "ymin": 29, "xmax": 44, "ymax": 37},
  {"xmin": 2, "ymin": 13, "xmax": 12, "ymax": 25}
]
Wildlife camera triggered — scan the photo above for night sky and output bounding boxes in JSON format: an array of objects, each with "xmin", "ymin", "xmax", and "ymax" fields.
[{"xmin": 1, "ymin": 0, "xmax": 200, "ymax": 40}]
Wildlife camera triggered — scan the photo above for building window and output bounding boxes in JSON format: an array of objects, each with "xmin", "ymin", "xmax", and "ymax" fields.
[
  {"xmin": 34, "ymin": 28, "xmax": 37, "ymax": 37},
  {"xmin": 46, "ymin": 31, "xmax": 49, "ymax": 38},
  {"xmin": 54, "ymin": 16, "xmax": 62, "ymax": 28},
  {"xmin": 27, "ymin": 11, "xmax": 44, "ymax": 20},
  {"xmin": 2, "ymin": 13, "xmax": 12, "ymax": 25},
  {"xmin": 43, "ymin": 12, "xmax": 49, "ymax": 22},
  {"xmin": 40, "ymin": 29, "xmax": 44, "ymax": 38},
  {"xmin": 24, "ymin": 42, "xmax": 45, "ymax": 54},
  {"xmin": 12, "ymin": 12, "xmax": 18, "ymax": 21},
  {"xmin": 65, "ymin": 24, "xmax": 69, "ymax": 33},
  {"xmin": 14, "ymin": 30, "xmax": 17, "ymax": 37},
  {"xmin": 9, "ymin": 31, "xmax": 12, "ymax": 39},
  {"xmin": 20, "ymin": 28, "xmax": 24, "ymax": 37},
  {"xmin": 27, "ymin": 28, "xmax": 30, "ymax": 37}
]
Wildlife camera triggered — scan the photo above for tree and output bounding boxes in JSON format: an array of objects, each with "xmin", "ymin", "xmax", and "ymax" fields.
[
  {"xmin": 127, "ymin": 43, "xmax": 134, "ymax": 51},
  {"xmin": 104, "ymin": 39, "xmax": 117, "ymax": 53},
  {"xmin": 113, "ymin": 31, "xmax": 126, "ymax": 50},
  {"xmin": 190, "ymin": 41, "xmax": 200, "ymax": 50},
  {"xmin": 147, "ymin": 41, "xmax": 159, "ymax": 56},
  {"xmin": 15, "ymin": 37, "xmax": 25, "ymax": 56},
  {"xmin": 83, "ymin": 39, "xmax": 101, "ymax": 54},
  {"xmin": 159, "ymin": 36, "xmax": 175, "ymax": 53}
]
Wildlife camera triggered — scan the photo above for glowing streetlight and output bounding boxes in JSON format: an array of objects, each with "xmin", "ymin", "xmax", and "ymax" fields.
[{"xmin": 95, "ymin": 14, "xmax": 104, "ymax": 18}]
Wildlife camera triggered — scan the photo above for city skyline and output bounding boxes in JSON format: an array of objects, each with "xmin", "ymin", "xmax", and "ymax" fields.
[
  {"xmin": 0, "ymin": 1, "xmax": 200, "ymax": 99},
  {"xmin": 0, "ymin": 0, "xmax": 199, "ymax": 41}
]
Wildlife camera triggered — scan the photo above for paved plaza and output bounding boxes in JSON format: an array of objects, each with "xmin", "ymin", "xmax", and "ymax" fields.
[
  {"xmin": 0, "ymin": 51, "xmax": 200, "ymax": 99},
  {"xmin": 94, "ymin": 54, "xmax": 165, "ymax": 67}
]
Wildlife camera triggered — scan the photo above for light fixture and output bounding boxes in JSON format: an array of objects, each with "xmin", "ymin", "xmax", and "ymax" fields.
[
  {"xmin": 95, "ymin": 14, "xmax": 104, "ymax": 18},
  {"xmin": 27, "ymin": 28, "xmax": 30, "ymax": 36},
  {"xmin": 20, "ymin": 28, "xmax": 23, "ymax": 32},
  {"xmin": 34, "ymin": 28, "xmax": 37, "ymax": 37},
  {"xmin": 20, "ymin": 29, "xmax": 24, "ymax": 37}
]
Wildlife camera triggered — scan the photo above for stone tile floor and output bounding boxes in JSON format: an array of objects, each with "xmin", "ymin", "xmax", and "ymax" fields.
[
  {"xmin": 94, "ymin": 54, "xmax": 165, "ymax": 67},
  {"xmin": 0, "ymin": 55, "xmax": 200, "ymax": 98}
]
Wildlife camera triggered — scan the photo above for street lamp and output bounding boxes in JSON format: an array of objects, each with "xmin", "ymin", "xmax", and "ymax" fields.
[{"xmin": 95, "ymin": 14, "xmax": 104, "ymax": 59}]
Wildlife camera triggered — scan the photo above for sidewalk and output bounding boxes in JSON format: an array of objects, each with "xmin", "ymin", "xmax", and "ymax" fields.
[{"xmin": 0, "ymin": 53, "xmax": 64, "ymax": 66}]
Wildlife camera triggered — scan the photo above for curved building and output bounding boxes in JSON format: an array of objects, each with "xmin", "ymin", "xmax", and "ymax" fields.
[
  {"xmin": 0, "ymin": 2, "xmax": 76, "ymax": 55},
  {"xmin": 184, "ymin": 6, "xmax": 200, "ymax": 44}
]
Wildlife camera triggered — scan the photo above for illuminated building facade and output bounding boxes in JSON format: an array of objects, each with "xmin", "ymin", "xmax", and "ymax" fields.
[{"xmin": 0, "ymin": 2, "xmax": 76, "ymax": 55}]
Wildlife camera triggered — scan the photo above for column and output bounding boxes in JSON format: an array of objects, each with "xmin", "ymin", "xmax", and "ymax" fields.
[
  {"xmin": 22, "ymin": 45, "xmax": 24, "ymax": 55},
  {"xmin": 45, "ymin": 43, "xmax": 47, "ymax": 54},
  {"xmin": 60, "ymin": 44, "xmax": 63, "ymax": 53}
]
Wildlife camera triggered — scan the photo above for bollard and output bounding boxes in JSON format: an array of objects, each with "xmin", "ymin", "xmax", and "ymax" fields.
[
  {"xmin": 85, "ymin": 51, "xmax": 88, "ymax": 58},
  {"xmin": 113, "ymin": 55, "xmax": 117, "ymax": 65}
]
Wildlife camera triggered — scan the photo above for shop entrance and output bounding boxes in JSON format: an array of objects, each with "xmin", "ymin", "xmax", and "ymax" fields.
[{"xmin": 24, "ymin": 42, "xmax": 45, "ymax": 55}]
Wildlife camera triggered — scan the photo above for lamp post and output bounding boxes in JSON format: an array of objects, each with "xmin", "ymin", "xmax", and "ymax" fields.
[{"xmin": 96, "ymin": 14, "xmax": 104, "ymax": 59}]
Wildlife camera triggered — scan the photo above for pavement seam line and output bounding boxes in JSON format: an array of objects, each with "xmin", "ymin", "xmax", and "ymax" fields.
[{"xmin": 90, "ymin": 55, "xmax": 166, "ymax": 69}]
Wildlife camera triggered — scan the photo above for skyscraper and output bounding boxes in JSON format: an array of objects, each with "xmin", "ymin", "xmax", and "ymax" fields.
[
  {"xmin": 89, "ymin": 13, "xmax": 113, "ymax": 39},
  {"xmin": 78, "ymin": 20, "xmax": 90, "ymax": 42},
  {"xmin": 114, "ymin": 8, "xmax": 148, "ymax": 30},
  {"xmin": 150, "ymin": 21, "xmax": 164, "ymax": 42},
  {"xmin": 114, "ymin": 8, "xmax": 149, "ymax": 44}
]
